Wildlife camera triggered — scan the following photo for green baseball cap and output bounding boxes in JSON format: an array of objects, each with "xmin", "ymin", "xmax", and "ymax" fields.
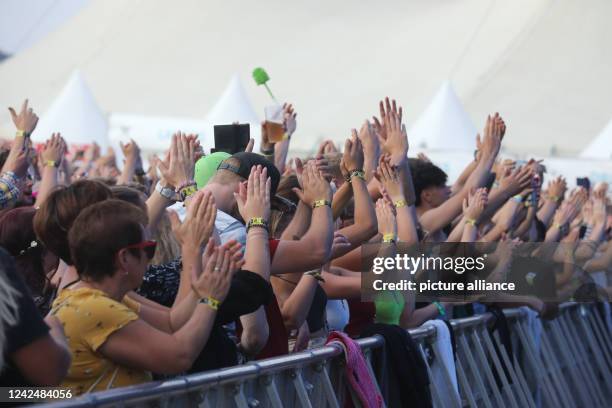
[{"xmin": 194, "ymin": 152, "xmax": 231, "ymax": 189}]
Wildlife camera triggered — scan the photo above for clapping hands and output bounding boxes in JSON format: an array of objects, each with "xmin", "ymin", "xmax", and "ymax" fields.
[
  {"xmin": 158, "ymin": 132, "xmax": 197, "ymax": 188},
  {"xmin": 235, "ymin": 165, "xmax": 271, "ymax": 222}
]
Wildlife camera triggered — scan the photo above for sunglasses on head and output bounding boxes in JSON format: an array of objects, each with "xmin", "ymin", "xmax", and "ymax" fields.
[{"xmin": 122, "ymin": 240, "xmax": 157, "ymax": 260}]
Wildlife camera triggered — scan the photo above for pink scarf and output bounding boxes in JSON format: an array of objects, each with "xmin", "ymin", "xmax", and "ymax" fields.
[{"xmin": 326, "ymin": 331, "xmax": 384, "ymax": 408}]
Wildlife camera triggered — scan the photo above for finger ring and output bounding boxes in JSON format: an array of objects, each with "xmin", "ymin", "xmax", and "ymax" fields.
[{"xmin": 214, "ymin": 267, "xmax": 220, "ymax": 271}]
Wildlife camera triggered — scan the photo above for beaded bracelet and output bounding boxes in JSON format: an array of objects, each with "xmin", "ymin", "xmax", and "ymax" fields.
[{"xmin": 345, "ymin": 169, "xmax": 366, "ymax": 183}]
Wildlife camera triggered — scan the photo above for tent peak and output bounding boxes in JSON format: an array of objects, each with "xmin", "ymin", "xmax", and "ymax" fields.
[
  {"xmin": 33, "ymin": 70, "xmax": 109, "ymax": 147},
  {"xmin": 409, "ymin": 81, "xmax": 477, "ymax": 151}
]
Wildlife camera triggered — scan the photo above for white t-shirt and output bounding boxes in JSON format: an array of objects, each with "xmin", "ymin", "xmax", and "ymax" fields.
[{"xmin": 167, "ymin": 203, "xmax": 246, "ymax": 247}]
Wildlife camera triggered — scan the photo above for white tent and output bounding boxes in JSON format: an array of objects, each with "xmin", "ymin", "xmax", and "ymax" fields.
[
  {"xmin": 409, "ymin": 81, "xmax": 477, "ymax": 152},
  {"xmin": 203, "ymin": 74, "xmax": 262, "ymax": 153},
  {"xmin": 34, "ymin": 70, "xmax": 109, "ymax": 148},
  {"xmin": 580, "ymin": 118, "xmax": 612, "ymax": 159}
]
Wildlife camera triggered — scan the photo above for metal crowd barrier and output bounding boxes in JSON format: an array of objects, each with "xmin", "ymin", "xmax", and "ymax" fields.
[
  {"xmin": 452, "ymin": 303, "xmax": 612, "ymax": 408},
  {"xmin": 36, "ymin": 302, "xmax": 611, "ymax": 408}
]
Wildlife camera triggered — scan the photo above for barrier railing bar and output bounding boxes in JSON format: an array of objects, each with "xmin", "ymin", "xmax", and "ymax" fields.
[
  {"xmin": 468, "ymin": 327, "xmax": 506, "ymax": 408},
  {"xmin": 512, "ymin": 317, "xmax": 560, "ymax": 408},
  {"xmin": 476, "ymin": 326, "xmax": 519, "ymax": 408},
  {"xmin": 537, "ymin": 323, "xmax": 575, "ymax": 408},
  {"xmin": 552, "ymin": 315, "xmax": 596, "ymax": 407},
  {"xmin": 416, "ymin": 343, "xmax": 443, "ymax": 408},
  {"xmin": 586, "ymin": 307, "xmax": 612, "ymax": 372},
  {"xmin": 291, "ymin": 368, "xmax": 313, "ymax": 408},
  {"xmin": 457, "ymin": 331, "xmax": 494, "ymax": 408},
  {"xmin": 576, "ymin": 309, "xmax": 612, "ymax": 388},
  {"xmin": 261, "ymin": 374, "xmax": 283, "ymax": 408},
  {"xmin": 549, "ymin": 318, "xmax": 594, "ymax": 407},
  {"xmin": 510, "ymin": 354, "xmax": 539, "ymax": 408},
  {"xmin": 318, "ymin": 362, "xmax": 340, "ymax": 408},
  {"xmin": 491, "ymin": 332, "xmax": 535, "ymax": 408},
  {"xmin": 559, "ymin": 311, "xmax": 606, "ymax": 407},
  {"xmin": 567, "ymin": 309, "xmax": 609, "ymax": 406},
  {"xmin": 454, "ymin": 356, "xmax": 477, "ymax": 408}
]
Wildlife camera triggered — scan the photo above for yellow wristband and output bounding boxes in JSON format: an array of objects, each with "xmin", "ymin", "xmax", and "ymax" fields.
[
  {"xmin": 199, "ymin": 296, "xmax": 220, "ymax": 310},
  {"xmin": 465, "ymin": 218, "xmax": 477, "ymax": 226},
  {"xmin": 394, "ymin": 199, "xmax": 407, "ymax": 208},
  {"xmin": 382, "ymin": 233, "xmax": 396, "ymax": 243},
  {"xmin": 15, "ymin": 130, "xmax": 26, "ymax": 138},
  {"xmin": 247, "ymin": 217, "xmax": 268, "ymax": 232},
  {"xmin": 179, "ymin": 184, "xmax": 197, "ymax": 201},
  {"xmin": 45, "ymin": 160, "xmax": 58, "ymax": 168},
  {"xmin": 312, "ymin": 199, "xmax": 331, "ymax": 209}
]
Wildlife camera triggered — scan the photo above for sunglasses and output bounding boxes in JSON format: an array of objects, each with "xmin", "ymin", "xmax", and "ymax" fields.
[{"xmin": 122, "ymin": 240, "xmax": 157, "ymax": 260}]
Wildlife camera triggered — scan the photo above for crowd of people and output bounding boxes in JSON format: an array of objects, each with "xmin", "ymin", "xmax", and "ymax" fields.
[{"xmin": 0, "ymin": 97, "xmax": 610, "ymax": 400}]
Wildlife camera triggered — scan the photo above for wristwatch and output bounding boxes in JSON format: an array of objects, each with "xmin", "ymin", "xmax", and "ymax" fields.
[{"xmin": 155, "ymin": 181, "xmax": 176, "ymax": 201}]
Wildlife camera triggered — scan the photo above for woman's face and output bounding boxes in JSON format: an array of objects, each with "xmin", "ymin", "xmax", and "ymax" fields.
[{"xmin": 125, "ymin": 225, "xmax": 152, "ymax": 290}]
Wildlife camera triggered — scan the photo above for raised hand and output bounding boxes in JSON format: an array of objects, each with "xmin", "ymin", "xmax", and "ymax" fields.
[
  {"xmin": 1, "ymin": 132, "xmax": 30, "ymax": 177},
  {"xmin": 591, "ymin": 188, "xmax": 608, "ymax": 224},
  {"xmin": 480, "ymin": 114, "xmax": 503, "ymax": 162},
  {"xmin": 380, "ymin": 107, "xmax": 408, "ymax": 166},
  {"xmin": 120, "ymin": 139, "xmax": 141, "ymax": 164},
  {"xmin": 341, "ymin": 130, "xmax": 364, "ymax": 172},
  {"xmin": 293, "ymin": 161, "xmax": 333, "ymax": 205},
  {"xmin": 499, "ymin": 165, "xmax": 532, "ymax": 196},
  {"xmin": 158, "ymin": 132, "xmax": 196, "ymax": 188},
  {"xmin": 283, "ymin": 103, "xmax": 297, "ymax": 137},
  {"xmin": 375, "ymin": 154, "xmax": 403, "ymax": 201},
  {"xmin": 553, "ymin": 197, "xmax": 581, "ymax": 229},
  {"xmin": 41, "ymin": 133, "xmax": 67, "ymax": 166},
  {"xmin": 372, "ymin": 97, "xmax": 402, "ymax": 142},
  {"xmin": 8, "ymin": 99, "xmax": 39, "ymax": 134},
  {"xmin": 546, "ymin": 176, "xmax": 567, "ymax": 201},
  {"xmin": 169, "ymin": 190, "xmax": 216, "ymax": 248},
  {"xmin": 376, "ymin": 198, "xmax": 397, "ymax": 238},
  {"xmin": 463, "ymin": 188, "xmax": 488, "ymax": 220},
  {"xmin": 83, "ymin": 142, "xmax": 101, "ymax": 163},
  {"xmin": 316, "ymin": 140, "xmax": 338, "ymax": 156},
  {"xmin": 185, "ymin": 133, "xmax": 203, "ymax": 161},
  {"xmin": 235, "ymin": 165, "xmax": 271, "ymax": 222},
  {"xmin": 191, "ymin": 242, "xmax": 240, "ymax": 304}
]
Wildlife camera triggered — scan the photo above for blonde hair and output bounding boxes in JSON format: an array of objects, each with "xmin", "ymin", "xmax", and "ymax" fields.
[{"xmin": 152, "ymin": 212, "xmax": 181, "ymax": 265}]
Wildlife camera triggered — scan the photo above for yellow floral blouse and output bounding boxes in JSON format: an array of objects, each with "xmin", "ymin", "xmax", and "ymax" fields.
[{"xmin": 51, "ymin": 287, "xmax": 152, "ymax": 395}]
